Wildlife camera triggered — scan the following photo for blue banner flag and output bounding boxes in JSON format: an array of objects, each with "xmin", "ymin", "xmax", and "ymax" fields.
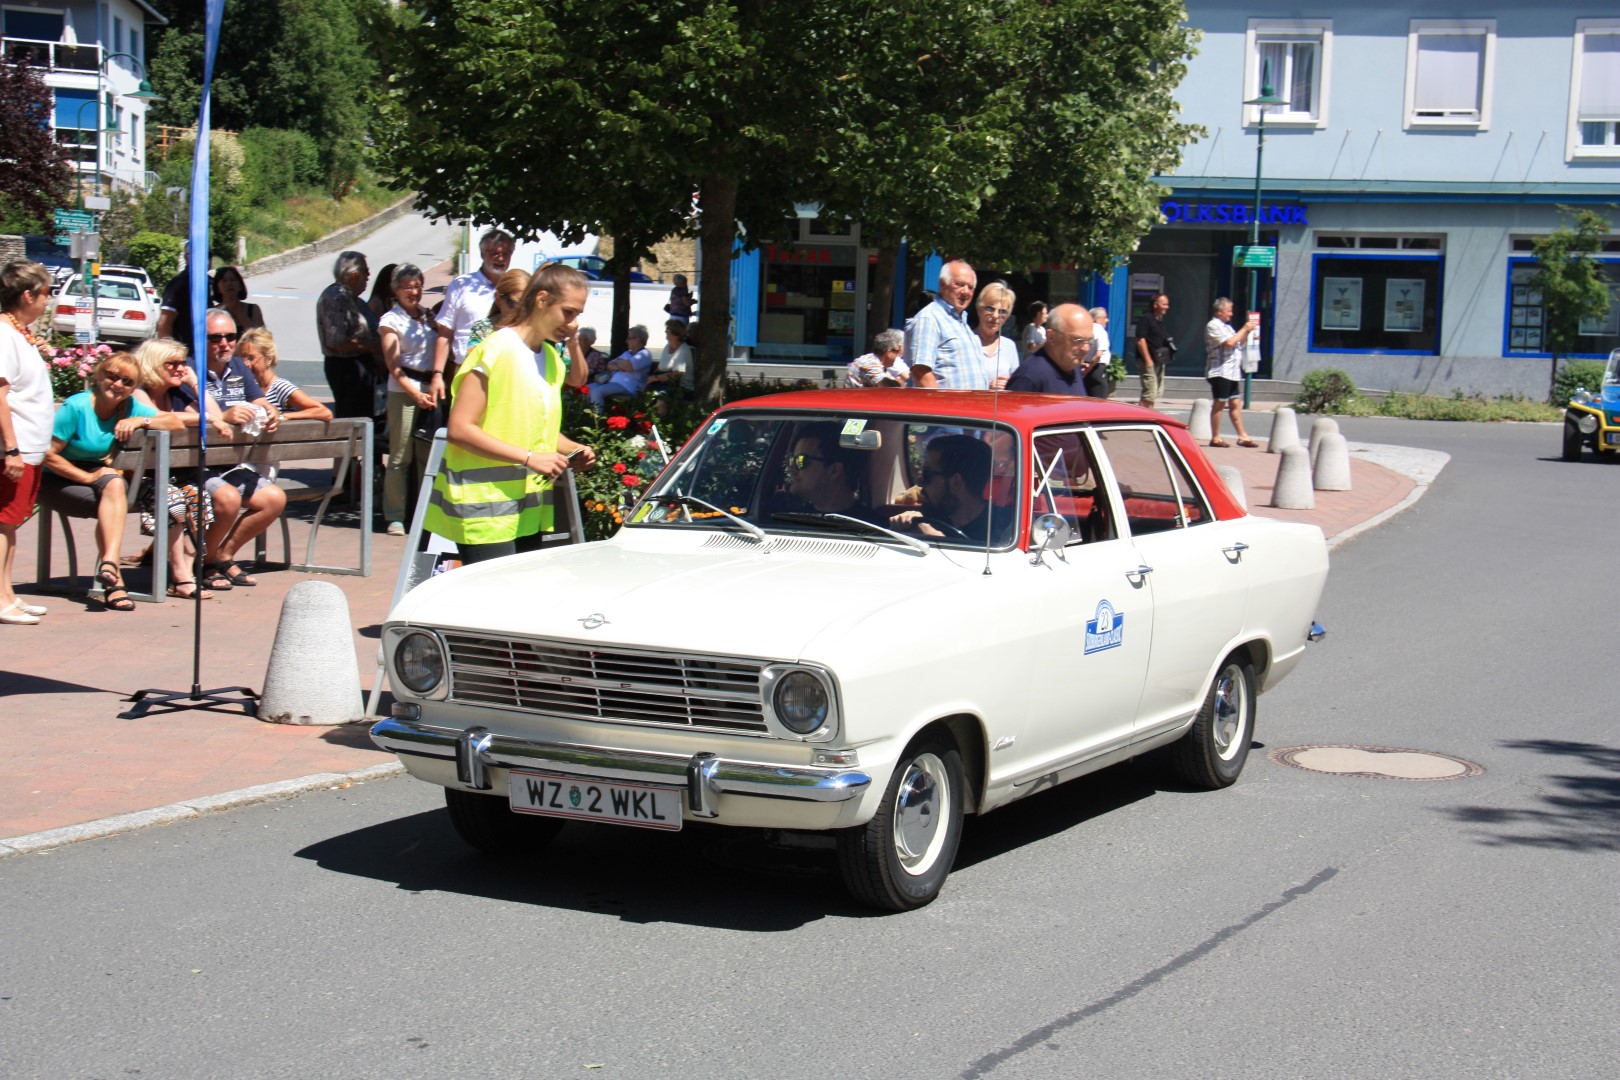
[{"xmin": 188, "ymin": 0, "xmax": 226, "ymax": 449}]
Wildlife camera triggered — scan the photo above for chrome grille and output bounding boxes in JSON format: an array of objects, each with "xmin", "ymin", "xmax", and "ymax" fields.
[{"xmin": 443, "ymin": 632, "xmax": 768, "ymax": 733}]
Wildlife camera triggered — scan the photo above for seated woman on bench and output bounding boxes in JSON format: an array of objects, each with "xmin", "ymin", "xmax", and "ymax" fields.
[{"xmin": 40, "ymin": 352, "xmax": 189, "ymax": 610}]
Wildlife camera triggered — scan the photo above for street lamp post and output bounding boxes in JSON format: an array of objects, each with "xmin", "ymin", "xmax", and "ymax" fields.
[
  {"xmin": 1241, "ymin": 63, "xmax": 1288, "ymax": 408},
  {"xmin": 71, "ymin": 99, "xmax": 122, "ymax": 209},
  {"xmin": 98, "ymin": 51, "xmax": 163, "ymax": 193}
]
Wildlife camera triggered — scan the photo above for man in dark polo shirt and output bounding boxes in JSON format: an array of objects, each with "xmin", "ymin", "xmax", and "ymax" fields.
[
  {"xmin": 1007, "ymin": 304, "xmax": 1098, "ymax": 395},
  {"xmin": 1133, "ymin": 291, "xmax": 1172, "ymax": 409}
]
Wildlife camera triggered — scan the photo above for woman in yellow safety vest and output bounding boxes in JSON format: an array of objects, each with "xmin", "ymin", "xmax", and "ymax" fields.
[{"xmin": 425, "ymin": 262, "xmax": 596, "ymax": 563}]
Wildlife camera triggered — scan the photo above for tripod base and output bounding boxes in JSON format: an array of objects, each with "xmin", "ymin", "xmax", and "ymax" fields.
[{"xmin": 121, "ymin": 684, "xmax": 260, "ymax": 720}]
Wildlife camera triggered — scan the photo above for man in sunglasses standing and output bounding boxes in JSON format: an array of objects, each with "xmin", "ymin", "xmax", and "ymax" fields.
[{"xmin": 196, "ymin": 308, "xmax": 285, "ymax": 589}]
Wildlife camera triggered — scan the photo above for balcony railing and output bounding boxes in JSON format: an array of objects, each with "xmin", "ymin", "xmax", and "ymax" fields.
[{"xmin": 2, "ymin": 36, "xmax": 101, "ymax": 73}]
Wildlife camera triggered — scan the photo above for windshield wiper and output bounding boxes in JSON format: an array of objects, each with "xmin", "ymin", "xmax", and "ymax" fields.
[
  {"xmin": 770, "ymin": 511, "xmax": 930, "ymax": 555},
  {"xmin": 652, "ymin": 492, "xmax": 770, "ymax": 544}
]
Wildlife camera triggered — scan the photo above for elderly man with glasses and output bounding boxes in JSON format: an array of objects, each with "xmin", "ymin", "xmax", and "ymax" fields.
[
  {"xmin": 904, "ymin": 259, "xmax": 983, "ymax": 389},
  {"xmin": 1006, "ymin": 304, "xmax": 1100, "ymax": 396}
]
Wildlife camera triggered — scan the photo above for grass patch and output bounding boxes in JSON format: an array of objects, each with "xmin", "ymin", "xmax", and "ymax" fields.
[
  {"xmin": 1311, "ymin": 391, "xmax": 1562, "ymax": 422},
  {"xmin": 238, "ymin": 174, "xmax": 407, "ymax": 264}
]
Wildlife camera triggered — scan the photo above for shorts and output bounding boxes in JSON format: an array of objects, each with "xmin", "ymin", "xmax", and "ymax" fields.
[
  {"xmin": 205, "ymin": 465, "xmax": 267, "ymax": 499},
  {"xmin": 1208, "ymin": 376, "xmax": 1241, "ymax": 402},
  {"xmin": 38, "ymin": 468, "xmax": 126, "ymax": 517},
  {"xmin": 0, "ymin": 461, "xmax": 43, "ymax": 526}
]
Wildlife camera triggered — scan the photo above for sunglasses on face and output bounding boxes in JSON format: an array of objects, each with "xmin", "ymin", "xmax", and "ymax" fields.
[
  {"xmin": 162, "ymin": 361, "xmax": 188, "ymax": 371},
  {"xmin": 787, "ymin": 453, "xmax": 827, "ymax": 471},
  {"xmin": 207, "ymin": 332, "xmax": 239, "ymax": 344},
  {"xmin": 102, "ymin": 373, "xmax": 137, "ymax": 388}
]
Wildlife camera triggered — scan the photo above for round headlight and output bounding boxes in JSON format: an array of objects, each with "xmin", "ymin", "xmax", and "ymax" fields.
[
  {"xmin": 773, "ymin": 671, "xmax": 829, "ymax": 735},
  {"xmin": 395, "ymin": 631, "xmax": 445, "ymax": 694},
  {"xmin": 1578, "ymin": 413, "xmax": 1599, "ymax": 434}
]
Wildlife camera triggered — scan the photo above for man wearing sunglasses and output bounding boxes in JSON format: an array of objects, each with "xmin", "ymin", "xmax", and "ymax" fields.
[
  {"xmin": 196, "ymin": 308, "xmax": 286, "ymax": 589},
  {"xmin": 785, "ymin": 422, "xmax": 862, "ymax": 515},
  {"xmin": 1006, "ymin": 304, "xmax": 1101, "ymax": 396}
]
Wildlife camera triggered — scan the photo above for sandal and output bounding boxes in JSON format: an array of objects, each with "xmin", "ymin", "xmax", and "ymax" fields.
[
  {"xmin": 100, "ymin": 582, "xmax": 136, "ymax": 612},
  {"xmin": 199, "ymin": 566, "xmax": 234, "ymax": 590},
  {"xmin": 167, "ymin": 580, "xmax": 214, "ymax": 600},
  {"xmin": 1237, "ymin": 438, "xmax": 1260, "ymax": 448},
  {"xmin": 1209, "ymin": 439, "xmax": 1231, "ymax": 448},
  {"xmin": 206, "ymin": 559, "xmax": 257, "ymax": 587},
  {"xmin": 96, "ymin": 560, "xmax": 121, "ymax": 589}
]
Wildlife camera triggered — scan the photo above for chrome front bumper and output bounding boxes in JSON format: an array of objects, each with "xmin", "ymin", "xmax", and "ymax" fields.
[{"xmin": 369, "ymin": 717, "xmax": 872, "ymax": 818}]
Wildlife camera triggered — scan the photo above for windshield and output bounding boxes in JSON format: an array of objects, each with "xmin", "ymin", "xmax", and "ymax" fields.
[
  {"xmin": 1606, "ymin": 350, "xmax": 1620, "ymax": 389},
  {"xmin": 629, "ymin": 410, "xmax": 1022, "ymax": 549}
]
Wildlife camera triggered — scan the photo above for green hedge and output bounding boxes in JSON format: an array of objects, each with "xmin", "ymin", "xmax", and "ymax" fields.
[
  {"xmin": 125, "ymin": 232, "xmax": 186, "ymax": 289},
  {"xmin": 238, "ymin": 127, "xmax": 323, "ymax": 206},
  {"xmin": 1294, "ymin": 368, "xmax": 1358, "ymax": 413},
  {"xmin": 1551, "ymin": 360, "xmax": 1608, "ymax": 405}
]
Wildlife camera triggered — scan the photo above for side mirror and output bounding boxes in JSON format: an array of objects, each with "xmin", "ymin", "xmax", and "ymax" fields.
[{"xmin": 1029, "ymin": 513, "xmax": 1072, "ymax": 566}]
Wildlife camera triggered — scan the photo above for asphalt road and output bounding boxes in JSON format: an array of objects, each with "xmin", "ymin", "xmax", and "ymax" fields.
[
  {"xmin": 248, "ymin": 212, "xmax": 461, "ymax": 397},
  {"xmin": 2, "ymin": 418, "xmax": 1615, "ymax": 1079}
]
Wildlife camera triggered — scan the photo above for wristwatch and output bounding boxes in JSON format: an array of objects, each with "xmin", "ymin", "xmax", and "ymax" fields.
[{"xmin": 4, "ymin": 448, "xmax": 20, "ymax": 457}]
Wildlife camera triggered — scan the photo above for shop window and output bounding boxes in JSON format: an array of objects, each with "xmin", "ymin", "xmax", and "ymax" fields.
[
  {"xmin": 1245, "ymin": 19, "xmax": 1331, "ymax": 128},
  {"xmin": 1406, "ymin": 21, "xmax": 1494, "ymax": 128},
  {"xmin": 1504, "ymin": 257, "xmax": 1620, "ymax": 358},
  {"xmin": 1309, "ymin": 253, "xmax": 1443, "ymax": 355},
  {"xmin": 756, "ymin": 242, "xmax": 860, "ymax": 362},
  {"xmin": 1315, "ymin": 234, "xmax": 1443, "ymax": 251},
  {"xmin": 1569, "ymin": 21, "xmax": 1620, "ymax": 160}
]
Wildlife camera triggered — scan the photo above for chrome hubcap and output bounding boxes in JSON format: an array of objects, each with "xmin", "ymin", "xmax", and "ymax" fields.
[
  {"xmin": 1212, "ymin": 666, "xmax": 1247, "ymax": 760},
  {"xmin": 893, "ymin": 753, "xmax": 948, "ymax": 874}
]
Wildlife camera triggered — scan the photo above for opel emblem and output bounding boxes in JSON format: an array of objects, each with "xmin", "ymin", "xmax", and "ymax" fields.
[{"xmin": 578, "ymin": 613, "xmax": 610, "ymax": 630}]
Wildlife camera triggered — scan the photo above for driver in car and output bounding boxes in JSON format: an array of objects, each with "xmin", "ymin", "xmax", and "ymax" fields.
[{"xmin": 891, "ymin": 434, "xmax": 1009, "ymax": 544}]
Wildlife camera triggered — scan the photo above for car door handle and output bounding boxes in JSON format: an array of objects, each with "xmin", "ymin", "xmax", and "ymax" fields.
[
  {"xmin": 1125, "ymin": 564, "xmax": 1153, "ymax": 585},
  {"xmin": 1222, "ymin": 542, "xmax": 1249, "ymax": 560}
]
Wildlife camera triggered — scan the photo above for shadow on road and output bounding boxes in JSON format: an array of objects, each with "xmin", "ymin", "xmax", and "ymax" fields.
[
  {"xmin": 1443, "ymin": 739, "xmax": 1620, "ymax": 853},
  {"xmin": 294, "ymin": 762, "xmax": 1168, "ymax": 927}
]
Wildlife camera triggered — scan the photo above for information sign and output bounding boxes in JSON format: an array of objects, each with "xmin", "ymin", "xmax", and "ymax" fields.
[
  {"xmin": 1232, "ymin": 245, "xmax": 1277, "ymax": 270},
  {"xmin": 53, "ymin": 208, "xmax": 95, "ymax": 244}
]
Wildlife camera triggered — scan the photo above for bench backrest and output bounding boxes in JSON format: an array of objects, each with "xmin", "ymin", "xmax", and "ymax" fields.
[{"xmin": 111, "ymin": 418, "xmax": 371, "ymax": 473}]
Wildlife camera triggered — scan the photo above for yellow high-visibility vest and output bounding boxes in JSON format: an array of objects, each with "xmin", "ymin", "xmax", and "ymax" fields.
[{"xmin": 424, "ymin": 328, "xmax": 564, "ymax": 546}]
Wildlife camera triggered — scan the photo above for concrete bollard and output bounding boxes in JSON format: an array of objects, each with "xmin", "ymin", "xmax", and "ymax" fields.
[
  {"xmin": 1187, "ymin": 398, "xmax": 1213, "ymax": 443},
  {"xmin": 259, "ymin": 580, "xmax": 365, "ymax": 726},
  {"xmin": 1272, "ymin": 445, "xmax": 1315, "ymax": 509},
  {"xmin": 1308, "ymin": 417, "xmax": 1339, "ymax": 467},
  {"xmin": 1216, "ymin": 464, "xmax": 1247, "ymax": 511},
  {"xmin": 1268, "ymin": 407, "xmax": 1300, "ymax": 454},
  {"xmin": 1313, "ymin": 432, "xmax": 1353, "ymax": 491}
]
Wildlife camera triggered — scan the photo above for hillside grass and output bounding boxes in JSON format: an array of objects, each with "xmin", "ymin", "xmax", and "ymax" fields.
[{"xmin": 239, "ymin": 174, "xmax": 405, "ymax": 264}]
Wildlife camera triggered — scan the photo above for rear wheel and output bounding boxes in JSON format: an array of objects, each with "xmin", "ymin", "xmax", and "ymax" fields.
[
  {"xmin": 838, "ymin": 735, "xmax": 965, "ymax": 911},
  {"xmin": 1562, "ymin": 421, "xmax": 1585, "ymax": 462},
  {"xmin": 1168, "ymin": 659, "xmax": 1256, "ymax": 790},
  {"xmin": 444, "ymin": 787, "xmax": 564, "ymax": 854}
]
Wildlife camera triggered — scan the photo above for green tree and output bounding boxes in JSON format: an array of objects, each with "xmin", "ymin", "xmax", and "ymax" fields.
[
  {"xmin": 379, "ymin": 1, "xmax": 1198, "ymax": 406},
  {"xmin": 1530, "ymin": 207, "xmax": 1615, "ymax": 399}
]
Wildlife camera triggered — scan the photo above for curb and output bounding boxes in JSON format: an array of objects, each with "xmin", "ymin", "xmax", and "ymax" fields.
[
  {"xmin": 1327, "ymin": 442, "xmax": 1451, "ymax": 551},
  {"xmin": 0, "ymin": 760, "xmax": 403, "ymax": 859}
]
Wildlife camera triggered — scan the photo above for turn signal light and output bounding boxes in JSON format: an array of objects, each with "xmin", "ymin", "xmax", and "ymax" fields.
[
  {"xmin": 123, "ymin": 310, "xmax": 147, "ymax": 320},
  {"xmin": 56, "ymin": 304, "xmax": 76, "ymax": 316}
]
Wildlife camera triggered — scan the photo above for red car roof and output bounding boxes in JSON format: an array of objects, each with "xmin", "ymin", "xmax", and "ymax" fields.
[{"xmin": 721, "ymin": 388, "xmax": 1188, "ymax": 433}]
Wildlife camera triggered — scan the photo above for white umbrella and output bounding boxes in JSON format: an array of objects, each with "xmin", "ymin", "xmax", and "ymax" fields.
[{"xmin": 58, "ymin": 9, "xmax": 77, "ymax": 47}]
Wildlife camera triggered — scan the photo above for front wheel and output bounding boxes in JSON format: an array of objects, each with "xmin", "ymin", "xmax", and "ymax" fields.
[
  {"xmin": 1562, "ymin": 421, "xmax": 1585, "ymax": 462},
  {"xmin": 444, "ymin": 787, "xmax": 565, "ymax": 854},
  {"xmin": 1168, "ymin": 659, "xmax": 1256, "ymax": 790},
  {"xmin": 838, "ymin": 735, "xmax": 965, "ymax": 911}
]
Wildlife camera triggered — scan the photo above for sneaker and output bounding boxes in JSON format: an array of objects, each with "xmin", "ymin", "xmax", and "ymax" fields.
[{"xmin": 386, "ymin": 521, "xmax": 406, "ymax": 536}]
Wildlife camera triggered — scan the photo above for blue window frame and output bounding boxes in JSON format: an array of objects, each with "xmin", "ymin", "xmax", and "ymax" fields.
[
  {"xmin": 1502, "ymin": 256, "xmax": 1620, "ymax": 359},
  {"xmin": 1308, "ymin": 252, "xmax": 1443, "ymax": 355}
]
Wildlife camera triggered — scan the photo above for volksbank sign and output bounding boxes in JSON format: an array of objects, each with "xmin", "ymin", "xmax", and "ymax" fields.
[{"xmin": 1160, "ymin": 201, "xmax": 1308, "ymax": 225}]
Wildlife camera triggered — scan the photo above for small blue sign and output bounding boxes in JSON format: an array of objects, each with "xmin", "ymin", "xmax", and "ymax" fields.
[{"xmin": 1084, "ymin": 600, "xmax": 1124, "ymax": 655}]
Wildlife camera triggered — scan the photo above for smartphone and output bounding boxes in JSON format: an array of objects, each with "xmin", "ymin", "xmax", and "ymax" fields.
[{"xmin": 566, "ymin": 447, "xmax": 586, "ymax": 460}]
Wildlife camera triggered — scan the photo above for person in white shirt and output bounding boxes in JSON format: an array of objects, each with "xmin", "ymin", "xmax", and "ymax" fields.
[
  {"xmin": 846, "ymin": 328, "xmax": 909, "ymax": 387},
  {"xmin": 430, "ymin": 228, "xmax": 515, "ymax": 390},
  {"xmin": 1203, "ymin": 297, "xmax": 1261, "ymax": 448},
  {"xmin": 0, "ymin": 262, "xmax": 57, "ymax": 623},
  {"xmin": 1086, "ymin": 306, "xmax": 1114, "ymax": 397}
]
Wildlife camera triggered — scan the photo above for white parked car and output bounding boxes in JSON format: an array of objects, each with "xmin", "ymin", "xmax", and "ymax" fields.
[
  {"xmin": 50, "ymin": 275, "xmax": 158, "ymax": 344},
  {"xmin": 99, "ymin": 264, "xmax": 159, "ymax": 302},
  {"xmin": 371, "ymin": 390, "xmax": 1330, "ymax": 910}
]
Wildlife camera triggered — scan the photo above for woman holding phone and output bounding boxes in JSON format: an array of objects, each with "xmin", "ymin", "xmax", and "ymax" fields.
[{"xmin": 424, "ymin": 263, "xmax": 597, "ymax": 564}]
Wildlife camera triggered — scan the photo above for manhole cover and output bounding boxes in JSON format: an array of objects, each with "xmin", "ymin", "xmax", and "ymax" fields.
[{"xmin": 1268, "ymin": 744, "xmax": 1484, "ymax": 781}]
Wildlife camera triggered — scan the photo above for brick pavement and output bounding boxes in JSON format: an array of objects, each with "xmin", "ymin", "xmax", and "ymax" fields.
[{"xmin": 0, "ymin": 407, "xmax": 1425, "ymax": 847}]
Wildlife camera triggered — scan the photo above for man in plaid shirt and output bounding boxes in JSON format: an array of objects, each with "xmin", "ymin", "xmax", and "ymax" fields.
[{"xmin": 904, "ymin": 260, "xmax": 984, "ymax": 390}]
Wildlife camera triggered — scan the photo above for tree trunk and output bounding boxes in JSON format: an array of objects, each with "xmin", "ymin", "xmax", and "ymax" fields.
[
  {"xmin": 611, "ymin": 262, "xmax": 632, "ymax": 357},
  {"xmin": 695, "ymin": 173, "xmax": 739, "ymax": 410},
  {"xmin": 867, "ymin": 238, "xmax": 900, "ymax": 338}
]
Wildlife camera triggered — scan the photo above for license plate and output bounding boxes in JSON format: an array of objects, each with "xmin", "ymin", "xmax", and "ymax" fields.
[
  {"xmin": 508, "ymin": 769, "xmax": 682, "ymax": 831},
  {"xmin": 1605, "ymin": 433, "xmax": 1620, "ymax": 446}
]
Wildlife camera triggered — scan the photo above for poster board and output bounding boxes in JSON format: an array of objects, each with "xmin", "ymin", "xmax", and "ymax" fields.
[
  {"xmin": 1383, "ymin": 278, "xmax": 1425, "ymax": 333},
  {"xmin": 1320, "ymin": 277, "xmax": 1363, "ymax": 331}
]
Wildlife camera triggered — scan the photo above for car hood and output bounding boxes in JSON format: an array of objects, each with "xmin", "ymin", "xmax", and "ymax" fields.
[{"xmin": 389, "ymin": 537, "xmax": 964, "ymax": 660}]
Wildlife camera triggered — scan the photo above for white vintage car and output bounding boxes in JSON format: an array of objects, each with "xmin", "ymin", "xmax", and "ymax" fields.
[{"xmin": 371, "ymin": 390, "xmax": 1329, "ymax": 910}]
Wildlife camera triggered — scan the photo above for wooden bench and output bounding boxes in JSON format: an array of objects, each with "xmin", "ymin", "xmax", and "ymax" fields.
[{"xmin": 36, "ymin": 418, "xmax": 374, "ymax": 603}]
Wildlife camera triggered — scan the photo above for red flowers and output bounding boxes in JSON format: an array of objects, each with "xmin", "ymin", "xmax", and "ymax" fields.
[
  {"xmin": 612, "ymin": 462, "xmax": 628, "ymax": 474},
  {"xmin": 622, "ymin": 474, "xmax": 641, "ymax": 487},
  {"xmin": 605, "ymin": 415, "xmax": 630, "ymax": 430}
]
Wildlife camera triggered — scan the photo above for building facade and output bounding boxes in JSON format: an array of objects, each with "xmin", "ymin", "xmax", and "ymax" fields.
[
  {"xmin": 2, "ymin": 0, "xmax": 167, "ymax": 196},
  {"xmin": 1146, "ymin": 1, "xmax": 1620, "ymax": 395}
]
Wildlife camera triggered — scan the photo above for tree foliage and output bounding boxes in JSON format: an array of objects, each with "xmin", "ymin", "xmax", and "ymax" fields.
[
  {"xmin": 1530, "ymin": 207, "xmax": 1615, "ymax": 394},
  {"xmin": 146, "ymin": 0, "xmax": 378, "ymax": 193},
  {"xmin": 378, "ymin": 0, "xmax": 1199, "ymax": 406},
  {"xmin": 0, "ymin": 57, "xmax": 75, "ymax": 222}
]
